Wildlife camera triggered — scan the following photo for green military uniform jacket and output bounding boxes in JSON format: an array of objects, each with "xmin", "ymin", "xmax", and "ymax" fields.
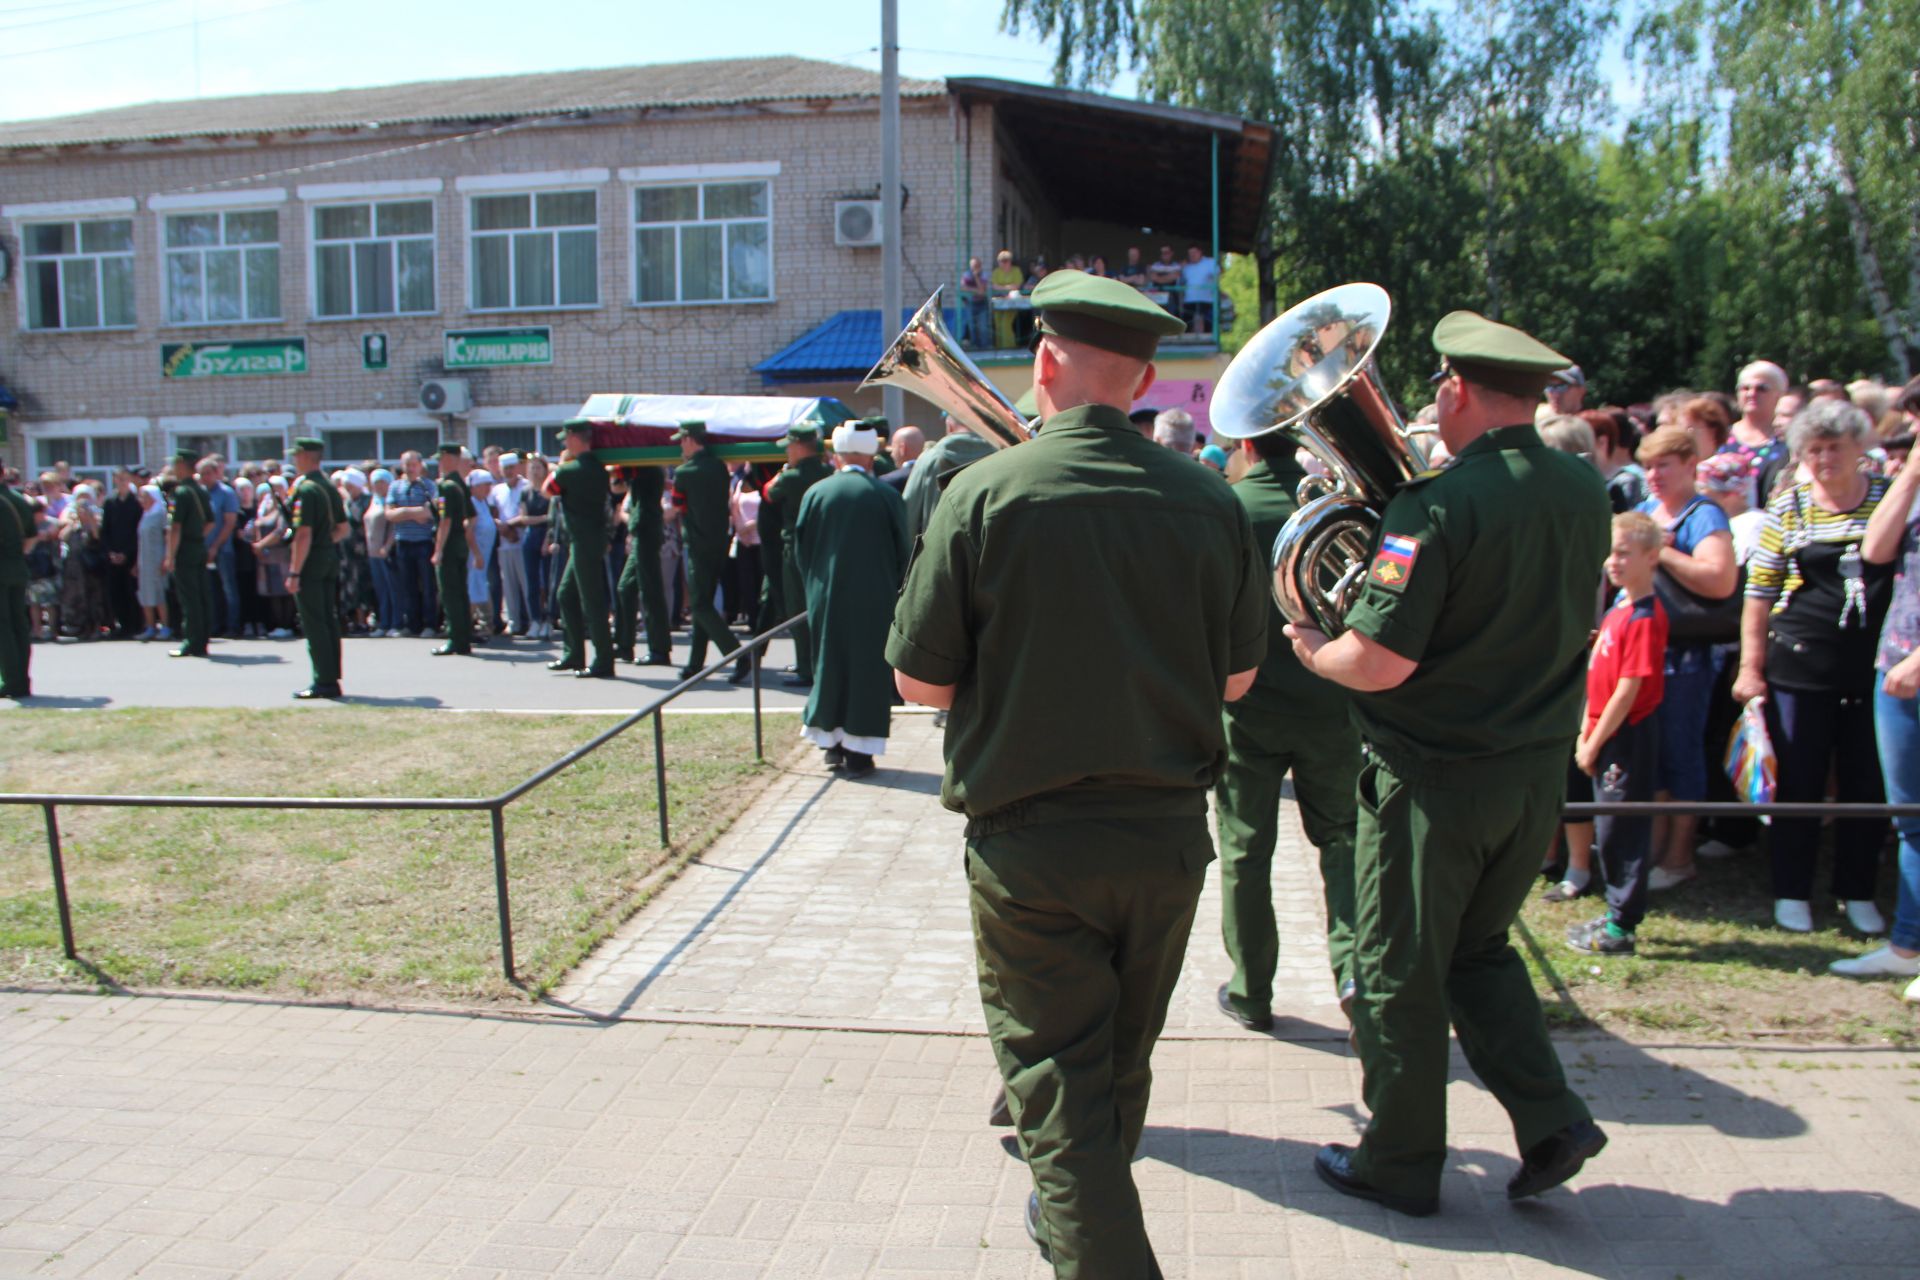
[
  {"xmin": 435, "ymin": 475, "xmax": 471, "ymax": 545},
  {"xmin": 671, "ymin": 449, "xmax": 731, "ymax": 560},
  {"xmin": 171, "ymin": 480, "xmax": 209, "ymax": 550},
  {"xmin": 902, "ymin": 431, "xmax": 995, "ymax": 539},
  {"xmin": 1231, "ymin": 456, "xmax": 1355, "ymax": 719},
  {"xmin": 290, "ymin": 470, "xmax": 344, "ymax": 566},
  {"xmin": 887, "ymin": 402, "xmax": 1269, "ymax": 832},
  {"xmin": 1345, "ymin": 422, "xmax": 1611, "ymax": 782},
  {"xmin": 870, "ymin": 451, "xmax": 897, "ymax": 478},
  {"xmin": 0, "ymin": 484, "xmax": 35, "ymax": 585},
  {"xmin": 794, "ymin": 467, "xmax": 911, "ymax": 740},
  {"xmin": 766, "ymin": 455, "xmax": 833, "ymax": 553},
  {"xmin": 557, "ymin": 451, "xmax": 611, "ymax": 545}
]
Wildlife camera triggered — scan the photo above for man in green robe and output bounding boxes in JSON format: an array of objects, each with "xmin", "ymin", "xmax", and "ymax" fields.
[
  {"xmin": 764, "ymin": 423, "xmax": 834, "ymax": 687},
  {"xmin": 670, "ymin": 421, "xmax": 748, "ymax": 683},
  {"xmin": 794, "ymin": 422, "xmax": 910, "ymax": 779}
]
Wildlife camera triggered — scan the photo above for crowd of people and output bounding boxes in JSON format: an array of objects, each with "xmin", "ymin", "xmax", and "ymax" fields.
[{"xmin": 956, "ymin": 241, "xmax": 1223, "ymax": 349}]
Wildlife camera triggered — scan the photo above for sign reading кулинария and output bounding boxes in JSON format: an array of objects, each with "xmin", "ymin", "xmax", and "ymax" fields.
[
  {"xmin": 444, "ymin": 327, "xmax": 553, "ymax": 369},
  {"xmin": 161, "ymin": 339, "xmax": 308, "ymax": 378}
]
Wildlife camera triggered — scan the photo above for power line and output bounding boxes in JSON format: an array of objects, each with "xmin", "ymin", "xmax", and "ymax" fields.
[
  {"xmin": 0, "ymin": 0, "xmax": 176, "ymax": 32},
  {"xmin": 0, "ymin": 0, "xmax": 309, "ymax": 60}
]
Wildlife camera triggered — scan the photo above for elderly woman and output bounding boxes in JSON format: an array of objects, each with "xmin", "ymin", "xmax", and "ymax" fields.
[
  {"xmin": 1727, "ymin": 360, "xmax": 1793, "ymax": 504},
  {"xmin": 1637, "ymin": 426, "xmax": 1741, "ymax": 889},
  {"xmin": 134, "ymin": 483, "xmax": 170, "ymax": 640},
  {"xmin": 250, "ymin": 476, "xmax": 296, "ymax": 638},
  {"xmin": 1733, "ymin": 399, "xmax": 1895, "ymax": 933},
  {"xmin": 465, "ymin": 469, "xmax": 497, "ymax": 641},
  {"xmin": 336, "ymin": 468, "xmax": 372, "ymax": 635},
  {"xmin": 57, "ymin": 483, "xmax": 110, "ymax": 640},
  {"xmin": 989, "ymin": 249, "xmax": 1024, "ymax": 349},
  {"xmin": 365, "ymin": 469, "xmax": 398, "ymax": 636}
]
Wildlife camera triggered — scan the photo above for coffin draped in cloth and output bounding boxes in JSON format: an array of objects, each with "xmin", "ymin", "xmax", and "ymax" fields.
[{"xmin": 573, "ymin": 394, "xmax": 859, "ymax": 466}]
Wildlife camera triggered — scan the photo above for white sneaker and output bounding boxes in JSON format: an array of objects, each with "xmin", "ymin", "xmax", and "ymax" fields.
[
  {"xmin": 1774, "ymin": 899, "xmax": 1814, "ymax": 932},
  {"xmin": 1844, "ymin": 900, "xmax": 1888, "ymax": 935},
  {"xmin": 268, "ymin": 627, "xmax": 294, "ymax": 639},
  {"xmin": 1696, "ymin": 838, "xmax": 1746, "ymax": 859},
  {"xmin": 1905, "ymin": 975, "xmax": 1920, "ymax": 1004},
  {"xmin": 1648, "ymin": 865, "xmax": 1697, "ymax": 892},
  {"xmin": 1829, "ymin": 945, "xmax": 1920, "ymax": 978}
]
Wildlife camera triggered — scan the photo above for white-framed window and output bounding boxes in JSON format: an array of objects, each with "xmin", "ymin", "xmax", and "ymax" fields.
[
  {"xmin": 469, "ymin": 190, "xmax": 598, "ymax": 310},
  {"xmin": 474, "ymin": 423, "xmax": 569, "ymax": 456},
  {"xmin": 311, "ymin": 199, "xmax": 436, "ymax": 317},
  {"xmin": 31, "ymin": 431, "xmax": 143, "ymax": 485},
  {"xmin": 166, "ymin": 429, "xmax": 288, "ymax": 466},
  {"xmin": 163, "ymin": 209, "xmax": 280, "ymax": 325},
  {"xmin": 320, "ymin": 425, "xmax": 440, "ymax": 467},
  {"xmin": 22, "ymin": 219, "xmax": 136, "ymax": 330},
  {"xmin": 632, "ymin": 180, "xmax": 771, "ymax": 305}
]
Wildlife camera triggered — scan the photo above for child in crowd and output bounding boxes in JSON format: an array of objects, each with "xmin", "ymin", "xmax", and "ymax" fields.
[{"xmin": 1568, "ymin": 511, "xmax": 1670, "ymax": 956}]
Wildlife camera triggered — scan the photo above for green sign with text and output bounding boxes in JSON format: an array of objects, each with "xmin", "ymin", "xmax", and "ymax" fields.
[
  {"xmin": 162, "ymin": 339, "xmax": 308, "ymax": 379},
  {"xmin": 444, "ymin": 326, "xmax": 552, "ymax": 369}
]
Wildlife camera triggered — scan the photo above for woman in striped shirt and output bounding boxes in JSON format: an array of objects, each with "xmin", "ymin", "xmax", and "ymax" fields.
[{"xmin": 1733, "ymin": 399, "xmax": 1896, "ymax": 934}]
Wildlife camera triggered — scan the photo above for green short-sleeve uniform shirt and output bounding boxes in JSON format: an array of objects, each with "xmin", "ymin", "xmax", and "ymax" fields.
[
  {"xmin": 887, "ymin": 403, "xmax": 1269, "ymax": 831},
  {"xmin": 557, "ymin": 451, "xmax": 611, "ymax": 546},
  {"xmin": 291, "ymin": 470, "xmax": 343, "ymax": 568},
  {"xmin": 435, "ymin": 475, "xmax": 471, "ymax": 540},
  {"xmin": 767, "ymin": 454, "xmax": 833, "ymax": 550},
  {"xmin": 171, "ymin": 480, "xmax": 209, "ymax": 549},
  {"xmin": 672, "ymin": 449, "xmax": 732, "ymax": 559},
  {"xmin": 0, "ymin": 485, "xmax": 35, "ymax": 587},
  {"xmin": 1343, "ymin": 422, "xmax": 1610, "ymax": 780},
  {"xmin": 625, "ymin": 465, "xmax": 664, "ymax": 537}
]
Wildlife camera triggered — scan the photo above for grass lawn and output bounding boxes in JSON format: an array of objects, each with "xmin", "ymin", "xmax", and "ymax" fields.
[
  {"xmin": 1518, "ymin": 838, "xmax": 1920, "ymax": 1046},
  {"xmin": 0, "ymin": 708, "xmax": 795, "ymax": 1003}
]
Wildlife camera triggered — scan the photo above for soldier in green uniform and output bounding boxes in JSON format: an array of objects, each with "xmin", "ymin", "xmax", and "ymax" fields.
[
  {"xmin": 614, "ymin": 464, "xmax": 673, "ymax": 666},
  {"xmin": 0, "ymin": 469, "xmax": 39, "ymax": 700},
  {"xmin": 286, "ymin": 437, "xmax": 347, "ymax": 699},
  {"xmin": 669, "ymin": 421, "xmax": 748, "ymax": 683},
  {"xmin": 430, "ymin": 442, "xmax": 476, "ymax": 657},
  {"xmin": 1288, "ymin": 311, "xmax": 1612, "ymax": 1216},
  {"xmin": 550, "ymin": 420, "xmax": 615, "ymax": 679},
  {"xmin": 765, "ymin": 423, "xmax": 834, "ymax": 687},
  {"xmin": 163, "ymin": 448, "xmax": 212, "ymax": 658},
  {"xmin": 1214, "ymin": 429, "xmax": 1362, "ymax": 1032},
  {"xmin": 889, "ymin": 270, "xmax": 1268, "ymax": 1276}
]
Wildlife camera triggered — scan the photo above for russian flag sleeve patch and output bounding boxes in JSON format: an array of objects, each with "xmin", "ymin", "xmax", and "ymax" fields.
[{"xmin": 1370, "ymin": 533, "xmax": 1420, "ymax": 591}]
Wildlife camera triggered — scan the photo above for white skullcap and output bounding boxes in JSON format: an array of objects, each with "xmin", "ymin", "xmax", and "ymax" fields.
[
  {"xmin": 831, "ymin": 423, "xmax": 880, "ymax": 455},
  {"xmin": 467, "ymin": 469, "xmax": 494, "ymax": 489},
  {"xmin": 498, "ymin": 452, "xmax": 520, "ymax": 467},
  {"xmin": 340, "ymin": 468, "xmax": 368, "ymax": 490}
]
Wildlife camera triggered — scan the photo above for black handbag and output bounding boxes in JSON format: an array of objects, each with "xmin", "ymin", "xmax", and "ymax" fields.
[{"xmin": 1652, "ymin": 500, "xmax": 1743, "ymax": 644}]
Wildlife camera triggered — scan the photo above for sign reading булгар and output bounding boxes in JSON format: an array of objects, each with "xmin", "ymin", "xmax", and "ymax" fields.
[{"xmin": 161, "ymin": 338, "xmax": 309, "ymax": 378}]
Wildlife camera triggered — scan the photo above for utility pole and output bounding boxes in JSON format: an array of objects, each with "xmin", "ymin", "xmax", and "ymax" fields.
[{"xmin": 879, "ymin": 0, "xmax": 904, "ymax": 428}]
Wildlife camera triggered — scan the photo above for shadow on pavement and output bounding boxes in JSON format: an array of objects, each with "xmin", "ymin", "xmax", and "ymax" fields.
[
  {"xmin": 873, "ymin": 767, "xmax": 943, "ymax": 796},
  {"xmin": 204, "ymin": 653, "xmax": 286, "ymax": 665},
  {"xmin": 1148, "ymin": 1125, "xmax": 1919, "ymax": 1274},
  {"xmin": 4, "ymin": 695, "xmax": 111, "ymax": 709},
  {"xmin": 343, "ymin": 694, "xmax": 444, "ymax": 708}
]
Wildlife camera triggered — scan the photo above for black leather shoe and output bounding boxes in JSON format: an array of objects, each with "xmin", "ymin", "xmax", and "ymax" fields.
[
  {"xmin": 293, "ymin": 684, "xmax": 343, "ymax": 700},
  {"xmin": 1507, "ymin": 1120, "xmax": 1607, "ymax": 1201},
  {"xmin": 823, "ymin": 746, "xmax": 847, "ymax": 769},
  {"xmin": 1313, "ymin": 1144, "xmax": 1438, "ymax": 1217},
  {"xmin": 613, "ymin": 649, "xmax": 636, "ymax": 663},
  {"xmin": 1217, "ymin": 983, "xmax": 1273, "ymax": 1032},
  {"xmin": 546, "ymin": 659, "xmax": 584, "ymax": 672},
  {"xmin": 643, "ymin": 652, "xmax": 674, "ymax": 666},
  {"xmin": 677, "ymin": 665, "xmax": 703, "ymax": 680},
  {"xmin": 430, "ymin": 645, "xmax": 468, "ymax": 656},
  {"xmin": 1024, "ymin": 1191, "xmax": 1049, "ymax": 1261},
  {"xmin": 842, "ymin": 752, "xmax": 876, "ymax": 779},
  {"xmin": 727, "ymin": 660, "xmax": 754, "ymax": 686},
  {"xmin": 577, "ymin": 666, "xmax": 614, "ymax": 679},
  {"xmin": 782, "ymin": 673, "xmax": 813, "ymax": 688}
]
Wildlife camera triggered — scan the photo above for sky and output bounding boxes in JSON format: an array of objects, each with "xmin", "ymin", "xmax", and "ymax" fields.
[{"xmin": 0, "ymin": 0, "xmax": 1135, "ymax": 123}]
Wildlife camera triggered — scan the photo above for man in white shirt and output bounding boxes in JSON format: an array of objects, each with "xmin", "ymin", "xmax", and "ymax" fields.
[
  {"xmin": 1179, "ymin": 245, "xmax": 1219, "ymax": 335},
  {"xmin": 492, "ymin": 452, "xmax": 532, "ymax": 636}
]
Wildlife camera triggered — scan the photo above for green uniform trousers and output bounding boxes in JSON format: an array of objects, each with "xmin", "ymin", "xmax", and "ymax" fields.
[
  {"xmin": 615, "ymin": 525, "xmax": 670, "ymax": 659},
  {"xmin": 293, "ymin": 561, "xmax": 341, "ymax": 687},
  {"xmin": 0, "ymin": 582, "xmax": 30, "ymax": 696},
  {"xmin": 437, "ymin": 552, "xmax": 471, "ymax": 654},
  {"xmin": 1348, "ymin": 754, "xmax": 1592, "ymax": 1200},
  {"xmin": 684, "ymin": 546, "xmax": 739, "ymax": 669},
  {"xmin": 1214, "ymin": 705, "xmax": 1360, "ymax": 1016},
  {"xmin": 780, "ymin": 545, "xmax": 810, "ymax": 675},
  {"xmin": 559, "ymin": 538, "xmax": 613, "ymax": 671},
  {"xmin": 172, "ymin": 547, "xmax": 210, "ymax": 654},
  {"xmin": 753, "ymin": 547, "xmax": 785, "ymax": 636},
  {"xmin": 969, "ymin": 815, "xmax": 1211, "ymax": 1280}
]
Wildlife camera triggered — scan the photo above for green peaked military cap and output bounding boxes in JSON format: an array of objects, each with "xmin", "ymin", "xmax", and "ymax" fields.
[
  {"xmin": 1031, "ymin": 268, "xmax": 1186, "ymax": 360},
  {"xmin": 171, "ymin": 447, "xmax": 200, "ymax": 465},
  {"xmin": 670, "ymin": 420, "xmax": 708, "ymax": 441},
  {"xmin": 1431, "ymin": 310, "xmax": 1570, "ymax": 396},
  {"xmin": 436, "ymin": 441, "xmax": 463, "ymax": 455},
  {"xmin": 291, "ymin": 436, "xmax": 325, "ymax": 453},
  {"xmin": 856, "ymin": 415, "xmax": 890, "ymax": 437},
  {"xmin": 562, "ymin": 417, "xmax": 594, "ymax": 436},
  {"xmin": 783, "ymin": 422, "xmax": 821, "ymax": 443}
]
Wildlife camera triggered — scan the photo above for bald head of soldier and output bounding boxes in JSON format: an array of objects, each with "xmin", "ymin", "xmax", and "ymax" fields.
[{"xmin": 1029, "ymin": 270, "xmax": 1186, "ymax": 417}]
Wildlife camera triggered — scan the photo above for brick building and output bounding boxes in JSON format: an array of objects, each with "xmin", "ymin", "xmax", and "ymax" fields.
[{"xmin": 0, "ymin": 57, "xmax": 1271, "ymax": 481}]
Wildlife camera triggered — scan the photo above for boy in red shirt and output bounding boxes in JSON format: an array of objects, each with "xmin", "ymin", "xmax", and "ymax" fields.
[{"xmin": 1569, "ymin": 511, "xmax": 1669, "ymax": 956}]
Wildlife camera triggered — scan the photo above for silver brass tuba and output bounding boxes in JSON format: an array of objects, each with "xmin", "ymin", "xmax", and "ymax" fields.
[
  {"xmin": 1211, "ymin": 283, "xmax": 1427, "ymax": 637},
  {"xmin": 861, "ymin": 288, "xmax": 1032, "ymax": 449}
]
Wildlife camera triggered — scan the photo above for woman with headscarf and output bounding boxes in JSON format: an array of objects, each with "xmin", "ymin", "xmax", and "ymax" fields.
[
  {"xmin": 57, "ymin": 482, "xmax": 110, "ymax": 640},
  {"xmin": 336, "ymin": 467, "xmax": 373, "ymax": 635},
  {"xmin": 466, "ymin": 468, "xmax": 497, "ymax": 643},
  {"xmin": 250, "ymin": 476, "xmax": 296, "ymax": 638},
  {"xmin": 365, "ymin": 468, "xmax": 398, "ymax": 636},
  {"xmin": 135, "ymin": 482, "xmax": 171, "ymax": 641},
  {"xmin": 520, "ymin": 454, "xmax": 553, "ymax": 640},
  {"xmin": 231, "ymin": 475, "xmax": 261, "ymax": 637}
]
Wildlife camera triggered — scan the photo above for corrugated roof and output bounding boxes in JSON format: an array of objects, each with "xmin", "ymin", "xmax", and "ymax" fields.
[
  {"xmin": 0, "ymin": 56, "xmax": 945, "ymax": 150},
  {"xmin": 756, "ymin": 307, "xmax": 949, "ymax": 384}
]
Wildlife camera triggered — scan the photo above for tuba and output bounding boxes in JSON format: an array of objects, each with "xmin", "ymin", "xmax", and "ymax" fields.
[
  {"xmin": 1211, "ymin": 283, "xmax": 1427, "ymax": 637},
  {"xmin": 861, "ymin": 288, "xmax": 1032, "ymax": 449}
]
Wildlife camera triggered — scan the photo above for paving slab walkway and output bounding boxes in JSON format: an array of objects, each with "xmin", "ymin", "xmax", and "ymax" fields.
[{"xmin": 4, "ymin": 715, "xmax": 1920, "ymax": 1278}]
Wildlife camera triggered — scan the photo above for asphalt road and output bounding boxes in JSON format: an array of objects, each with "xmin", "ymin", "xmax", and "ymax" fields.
[{"xmin": 4, "ymin": 628, "xmax": 815, "ymax": 712}]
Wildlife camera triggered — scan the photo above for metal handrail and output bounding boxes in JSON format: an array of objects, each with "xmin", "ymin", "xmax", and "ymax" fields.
[{"xmin": 1, "ymin": 614, "xmax": 804, "ymax": 984}]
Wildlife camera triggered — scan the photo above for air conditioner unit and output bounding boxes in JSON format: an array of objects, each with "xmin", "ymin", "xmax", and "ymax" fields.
[
  {"xmin": 834, "ymin": 199, "xmax": 884, "ymax": 248},
  {"xmin": 418, "ymin": 378, "xmax": 471, "ymax": 415}
]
